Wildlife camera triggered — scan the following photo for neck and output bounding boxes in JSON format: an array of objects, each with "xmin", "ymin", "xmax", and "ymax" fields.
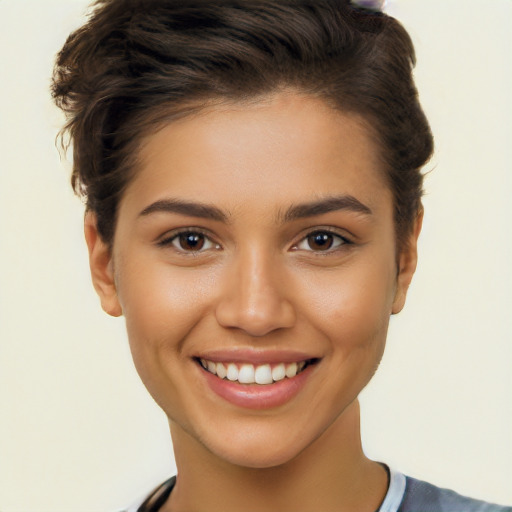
[{"xmin": 163, "ymin": 400, "xmax": 388, "ymax": 512}]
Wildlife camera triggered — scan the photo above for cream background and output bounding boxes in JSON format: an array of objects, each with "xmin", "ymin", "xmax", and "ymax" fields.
[{"xmin": 0, "ymin": 0, "xmax": 511, "ymax": 510}]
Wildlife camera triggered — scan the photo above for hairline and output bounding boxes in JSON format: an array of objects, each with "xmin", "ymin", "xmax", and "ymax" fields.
[{"xmin": 106, "ymin": 88, "xmax": 414, "ymax": 256}]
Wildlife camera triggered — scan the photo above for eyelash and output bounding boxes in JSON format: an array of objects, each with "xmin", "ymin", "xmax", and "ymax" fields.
[
  {"xmin": 157, "ymin": 229, "xmax": 220, "ymax": 253},
  {"xmin": 157, "ymin": 228, "xmax": 352, "ymax": 254},
  {"xmin": 292, "ymin": 229, "xmax": 352, "ymax": 253}
]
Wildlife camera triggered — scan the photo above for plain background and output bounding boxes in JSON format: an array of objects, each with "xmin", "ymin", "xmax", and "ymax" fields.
[{"xmin": 0, "ymin": 1, "xmax": 511, "ymax": 510}]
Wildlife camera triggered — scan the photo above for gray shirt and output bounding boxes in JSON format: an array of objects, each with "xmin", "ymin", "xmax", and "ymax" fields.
[
  {"xmin": 383, "ymin": 469, "xmax": 511, "ymax": 512},
  {"xmin": 124, "ymin": 467, "xmax": 512, "ymax": 512}
]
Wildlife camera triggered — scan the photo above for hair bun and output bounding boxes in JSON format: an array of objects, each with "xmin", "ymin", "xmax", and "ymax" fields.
[{"xmin": 350, "ymin": 0, "xmax": 386, "ymax": 11}]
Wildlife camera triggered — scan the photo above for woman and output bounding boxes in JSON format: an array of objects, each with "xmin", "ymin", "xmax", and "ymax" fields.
[{"xmin": 51, "ymin": 0, "xmax": 511, "ymax": 511}]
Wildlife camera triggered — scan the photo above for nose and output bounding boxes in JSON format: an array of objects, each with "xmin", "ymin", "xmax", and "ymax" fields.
[{"xmin": 215, "ymin": 249, "xmax": 296, "ymax": 337}]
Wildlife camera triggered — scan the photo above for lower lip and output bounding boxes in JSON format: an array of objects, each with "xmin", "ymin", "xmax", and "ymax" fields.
[{"xmin": 199, "ymin": 363, "xmax": 315, "ymax": 410}]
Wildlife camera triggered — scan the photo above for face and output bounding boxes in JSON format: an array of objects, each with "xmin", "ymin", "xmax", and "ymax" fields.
[{"xmin": 86, "ymin": 92, "xmax": 419, "ymax": 468}]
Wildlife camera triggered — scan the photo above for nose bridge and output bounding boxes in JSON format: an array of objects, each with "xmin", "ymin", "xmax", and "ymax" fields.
[{"xmin": 215, "ymin": 244, "xmax": 295, "ymax": 336}]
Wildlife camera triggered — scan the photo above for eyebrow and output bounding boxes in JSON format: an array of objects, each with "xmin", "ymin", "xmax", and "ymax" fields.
[
  {"xmin": 281, "ymin": 195, "xmax": 372, "ymax": 222},
  {"xmin": 139, "ymin": 198, "xmax": 228, "ymax": 222},
  {"xmin": 138, "ymin": 195, "xmax": 372, "ymax": 224}
]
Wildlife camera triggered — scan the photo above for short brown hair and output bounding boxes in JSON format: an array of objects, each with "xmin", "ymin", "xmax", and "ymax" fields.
[{"xmin": 52, "ymin": 0, "xmax": 433, "ymax": 249}]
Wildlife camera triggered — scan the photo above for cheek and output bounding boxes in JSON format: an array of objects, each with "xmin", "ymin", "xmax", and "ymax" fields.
[
  {"xmin": 115, "ymin": 259, "xmax": 223, "ymax": 418},
  {"xmin": 116, "ymin": 258, "xmax": 219, "ymax": 357},
  {"xmin": 297, "ymin": 258, "xmax": 397, "ymax": 352}
]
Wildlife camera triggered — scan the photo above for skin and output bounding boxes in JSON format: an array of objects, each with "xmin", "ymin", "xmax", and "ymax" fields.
[{"xmin": 85, "ymin": 92, "xmax": 421, "ymax": 512}]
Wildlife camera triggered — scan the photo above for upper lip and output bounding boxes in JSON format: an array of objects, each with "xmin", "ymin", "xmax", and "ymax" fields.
[{"xmin": 194, "ymin": 349, "xmax": 320, "ymax": 365}]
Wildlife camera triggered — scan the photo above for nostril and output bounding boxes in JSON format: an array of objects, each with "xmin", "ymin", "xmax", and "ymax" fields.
[
  {"xmin": 215, "ymin": 296, "xmax": 296, "ymax": 336},
  {"xmin": 215, "ymin": 256, "xmax": 296, "ymax": 335}
]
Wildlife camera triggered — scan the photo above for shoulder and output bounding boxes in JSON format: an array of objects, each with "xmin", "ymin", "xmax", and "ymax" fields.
[
  {"xmin": 120, "ymin": 477, "xmax": 176, "ymax": 512},
  {"xmin": 398, "ymin": 475, "xmax": 512, "ymax": 512}
]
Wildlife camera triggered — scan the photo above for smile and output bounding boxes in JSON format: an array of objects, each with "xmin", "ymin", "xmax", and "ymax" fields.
[{"xmin": 198, "ymin": 359, "xmax": 314, "ymax": 385}]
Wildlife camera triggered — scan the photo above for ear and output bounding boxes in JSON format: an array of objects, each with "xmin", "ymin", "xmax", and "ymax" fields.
[
  {"xmin": 84, "ymin": 212, "xmax": 123, "ymax": 317},
  {"xmin": 391, "ymin": 210, "xmax": 423, "ymax": 315}
]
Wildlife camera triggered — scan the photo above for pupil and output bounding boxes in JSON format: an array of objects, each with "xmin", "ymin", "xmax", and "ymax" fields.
[
  {"xmin": 309, "ymin": 232, "xmax": 333, "ymax": 251},
  {"xmin": 180, "ymin": 233, "xmax": 204, "ymax": 251}
]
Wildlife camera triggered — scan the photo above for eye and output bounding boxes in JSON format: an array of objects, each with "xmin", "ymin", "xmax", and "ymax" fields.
[
  {"xmin": 159, "ymin": 230, "xmax": 220, "ymax": 253},
  {"xmin": 295, "ymin": 230, "xmax": 349, "ymax": 252}
]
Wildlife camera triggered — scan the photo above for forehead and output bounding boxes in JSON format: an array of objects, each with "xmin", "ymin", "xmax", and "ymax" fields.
[{"xmin": 121, "ymin": 93, "xmax": 391, "ymax": 219}]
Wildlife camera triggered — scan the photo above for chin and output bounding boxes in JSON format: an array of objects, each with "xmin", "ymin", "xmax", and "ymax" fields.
[
  {"xmin": 209, "ymin": 437, "xmax": 306, "ymax": 469},
  {"xmin": 169, "ymin": 412, "xmax": 305, "ymax": 470},
  {"xmin": 189, "ymin": 413, "xmax": 327, "ymax": 470}
]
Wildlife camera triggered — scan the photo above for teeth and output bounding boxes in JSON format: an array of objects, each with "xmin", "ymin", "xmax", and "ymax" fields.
[
  {"xmin": 216, "ymin": 362, "xmax": 227, "ymax": 379},
  {"xmin": 226, "ymin": 363, "xmax": 239, "ymax": 381},
  {"xmin": 271, "ymin": 363, "xmax": 286, "ymax": 382},
  {"xmin": 255, "ymin": 364, "xmax": 273, "ymax": 385},
  {"xmin": 285, "ymin": 362, "xmax": 298, "ymax": 378},
  {"xmin": 238, "ymin": 364, "xmax": 255, "ymax": 384},
  {"xmin": 200, "ymin": 359, "xmax": 310, "ymax": 385}
]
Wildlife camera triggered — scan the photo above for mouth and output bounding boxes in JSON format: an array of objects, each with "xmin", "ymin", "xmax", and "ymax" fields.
[
  {"xmin": 196, "ymin": 357, "xmax": 319, "ymax": 385},
  {"xmin": 193, "ymin": 350, "xmax": 321, "ymax": 409}
]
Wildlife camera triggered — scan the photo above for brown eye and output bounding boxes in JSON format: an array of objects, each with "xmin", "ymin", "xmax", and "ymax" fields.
[
  {"xmin": 178, "ymin": 232, "xmax": 205, "ymax": 251},
  {"xmin": 295, "ymin": 231, "xmax": 348, "ymax": 252},
  {"xmin": 161, "ymin": 231, "xmax": 219, "ymax": 252},
  {"xmin": 307, "ymin": 232, "xmax": 333, "ymax": 251}
]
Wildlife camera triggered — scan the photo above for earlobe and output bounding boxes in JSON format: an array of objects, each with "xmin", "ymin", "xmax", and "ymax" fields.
[
  {"xmin": 84, "ymin": 212, "xmax": 123, "ymax": 317},
  {"xmin": 391, "ymin": 211, "xmax": 423, "ymax": 315}
]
